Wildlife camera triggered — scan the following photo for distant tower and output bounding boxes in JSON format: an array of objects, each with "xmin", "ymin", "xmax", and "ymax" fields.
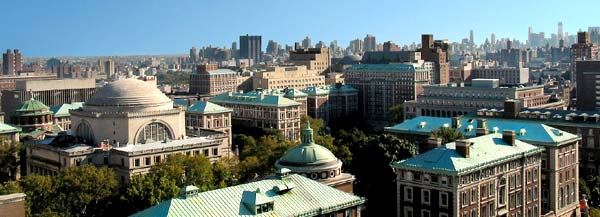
[
  {"xmin": 2, "ymin": 49, "xmax": 21, "ymax": 76},
  {"xmin": 469, "ymin": 30, "xmax": 474, "ymax": 45},
  {"xmin": 302, "ymin": 36, "xmax": 312, "ymax": 49},
  {"xmin": 528, "ymin": 26, "xmax": 533, "ymax": 46},
  {"xmin": 491, "ymin": 33, "xmax": 496, "ymax": 45},
  {"xmin": 190, "ymin": 47, "xmax": 199, "ymax": 64},
  {"xmin": 239, "ymin": 34, "xmax": 262, "ymax": 64},
  {"xmin": 363, "ymin": 34, "xmax": 377, "ymax": 52},
  {"xmin": 558, "ymin": 21, "xmax": 564, "ymax": 40}
]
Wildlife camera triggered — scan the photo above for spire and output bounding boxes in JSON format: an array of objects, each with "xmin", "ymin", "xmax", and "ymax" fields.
[{"xmin": 301, "ymin": 120, "xmax": 314, "ymax": 145}]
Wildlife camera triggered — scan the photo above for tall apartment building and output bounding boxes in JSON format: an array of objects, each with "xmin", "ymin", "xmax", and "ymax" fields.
[
  {"xmin": 252, "ymin": 65, "xmax": 325, "ymax": 90},
  {"xmin": 571, "ymin": 32, "xmax": 599, "ymax": 83},
  {"xmin": 403, "ymin": 79, "xmax": 563, "ymax": 120},
  {"xmin": 393, "ymin": 132, "xmax": 544, "ymax": 217},
  {"xmin": 2, "ymin": 49, "xmax": 22, "ymax": 75},
  {"xmin": 499, "ymin": 40, "xmax": 524, "ymax": 68},
  {"xmin": 188, "ymin": 64, "xmax": 238, "ymax": 96},
  {"xmin": 288, "ymin": 47, "xmax": 331, "ymax": 74},
  {"xmin": 209, "ymin": 92, "xmax": 301, "ymax": 141},
  {"xmin": 344, "ymin": 63, "xmax": 432, "ymax": 128},
  {"xmin": 239, "ymin": 35, "xmax": 262, "ymax": 64},
  {"xmin": 470, "ymin": 67, "xmax": 529, "ymax": 85},
  {"xmin": 363, "ymin": 34, "xmax": 377, "ymax": 52},
  {"xmin": 387, "ymin": 116, "xmax": 581, "ymax": 216},
  {"xmin": 1, "ymin": 78, "xmax": 97, "ymax": 119},
  {"xmin": 420, "ymin": 34, "xmax": 450, "ymax": 84},
  {"xmin": 361, "ymin": 50, "xmax": 421, "ymax": 64},
  {"xmin": 575, "ymin": 60, "xmax": 600, "ymax": 111}
]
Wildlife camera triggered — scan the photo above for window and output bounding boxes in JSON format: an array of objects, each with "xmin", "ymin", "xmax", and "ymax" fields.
[
  {"xmin": 404, "ymin": 206, "xmax": 413, "ymax": 217},
  {"xmin": 155, "ymin": 155, "xmax": 161, "ymax": 163},
  {"xmin": 422, "ymin": 210, "xmax": 431, "ymax": 217},
  {"xmin": 134, "ymin": 159, "xmax": 140, "ymax": 167},
  {"xmin": 204, "ymin": 149, "xmax": 209, "ymax": 156},
  {"xmin": 136, "ymin": 122, "xmax": 173, "ymax": 144},
  {"xmin": 471, "ymin": 188, "xmax": 477, "ymax": 203},
  {"xmin": 212, "ymin": 148, "xmax": 219, "ymax": 156},
  {"xmin": 145, "ymin": 157, "xmax": 151, "ymax": 166},
  {"xmin": 462, "ymin": 191, "xmax": 468, "ymax": 206},
  {"xmin": 471, "ymin": 209, "xmax": 477, "ymax": 217},
  {"xmin": 490, "ymin": 203, "xmax": 495, "ymax": 216},
  {"xmin": 440, "ymin": 192, "xmax": 449, "ymax": 207},
  {"xmin": 422, "ymin": 189, "xmax": 430, "ymax": 204},
  {"xmin": 404, "ymin": 187, "xmax": 413, "ymax": 202},
  {"xmin": 439, "ymin": 213, "xmax": 448, "ymax": 217}
]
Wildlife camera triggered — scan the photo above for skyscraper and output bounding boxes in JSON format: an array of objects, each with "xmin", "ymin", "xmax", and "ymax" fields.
[
  {"xmin": 491, "ymin": 33, "xmax": 496, "ymax": 45},
  {"xmin": 266, "ymin": 40, "xmax": 280, "ymax": 56},
  {"xmin": 190, "ymin": 47, "xmax": 199, "ymax": 64},
  {"xmin": 528, "ymin": 26, "xmax": 533, "ymax": 46},
  {"xmin": 558, "ymin": 21, "xmax": 564, "ymax": 40},
  {"xmin": 2, "ymin": 49, "xmax": 22, "ymax": 76},
  {"xmin": 589, "ymin": 27, "xmax": 600, "ymax": 45},
  {"xmin": 363, "ymin": 34, "xmax": 377, "ymax": 52},
  {"xmin": 571, "ymin": 32, "xmax": 599, "ymax": 82},
  {"xmin": 469, "ymin": 30, "xmax": 474, "ymax": 45},
  {"xmin": 302, "ymin": 36, "xmax": 312, "ymax": 49},
  {"xmin": 420, "ymin": 34, "xmax": 450, "ymax": 84},
  {"xmin": 239, "ymin": 34, "xmax": 262, "ymax": 64}
]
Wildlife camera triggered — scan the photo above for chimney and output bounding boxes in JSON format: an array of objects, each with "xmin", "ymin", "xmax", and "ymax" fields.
[
  {"xmin": 426, "ymin": 137, "xmax": 443, "ymax": 151},
  {"xmin": 476, "ymin": 119, "xmax": 488, "ymax": 136},
  {"xmin": 455, "ymin": 140, "xmax": 471, "ymax": 158},
  {"xmin": 502, "ymin": 130, "xmax": 516, "ymax": 146},
  {"xmin": 451, "ymin": 116, "xmax": 462, "ymax": 128},
  {"xmin": 503, "ymin": 99, "xmax": 523, "ymax": 119}
]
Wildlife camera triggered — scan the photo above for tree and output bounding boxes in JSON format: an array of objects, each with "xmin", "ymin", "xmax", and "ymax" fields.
[
  {"xmin": 0, "ymin": 180, "xmax": 22, "ymax": 195},
  {"xmin": 53, "ymin": 165, "xmax": 118, "ymax": 216},
  {"xmin": 213, "ymin": 157, "xmax": 240, "ymax": 187},
  {"xmin": 119, "ymin": 174, "xmax": 179, "ymax": 215},
  {"xmin": 150, "ymin": 154, "xmax": 215, "ymax": 189},
  {"xmin": 388, "ymin": 104, "xmax": 404, "ymax": 124},
  {"xmin": 20, "ymin": 175, "xmax": 55, "ymax": 216},
  {"xmin": 430, "ymin": 127, "xmax": 465, "ymax": 144},
  {"xmin": 591, "ymin": 208, "xmax": 600, "ymax": 217},
  {"xmin": 0, "ymin": 137, "xmax": 22, "ymax": 183}
]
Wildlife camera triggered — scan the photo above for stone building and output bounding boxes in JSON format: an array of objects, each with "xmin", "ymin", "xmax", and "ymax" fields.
[
  {"xmin": 275, "ymin": 123, "xmax": 355, "ymax": 193},
  {"xmin": 393, "ymin": 132, "xmax": 544, "ymax": 217},
  {"xmin": 288, "ymin": 47, "xmax": 331, "ymax": 74},
  {"xmin": 575, "ymin": 60, "xmax": 600, "ymax": 111},
  {"xmin": 50, "ymin": 102, "xmax": 83, "ymax": 131},
  {"xmin": 185, "ymin": 101, "xmax": 233, "ymax": 155},
  {"xmin": 470, "ymin": 67, "xmax": 530, "ymax": 85},
  {"xmin": 345, "ymin": 63, "xmax": 432, "ymax": 128},
  {"xmin": 251, "ymin": 65, "xmax": 325, "ymax": 90},
  {"xmin": 9, "ymin": 98, "xmax": 53, "ymax": 135},
  {"xmin": 571, "ymin": 32, "xmax": 599, "ymax": 83},
  {"xmin": 209, "ymin": 91, "xmax": 301, "ymax": 141}
]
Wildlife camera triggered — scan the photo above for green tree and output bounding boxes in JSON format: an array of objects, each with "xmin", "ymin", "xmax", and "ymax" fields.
[
  {"xmin": 53, "ymin": 165, "xmax": 118, "ymax": 216},
  {"xmin": 430, "ymin": 127, "xmax": 465, "ymax": 144},
  {"xmin": 591, "ymin": 208, "xmax": 600, "ymax": 217},
  {"xmin": 151, "ymin": 154, "xmax": 215, "ymax": 189},
  {"xmin": 119, "ymin": 174, "xmax": 179, "ymax": 215},
  {"xmin": 582, "ymin": 179, "xmax": 591, "ymax": 199},
  {"xmin": 0, "ymin": 180, "xmax": 22, "ymax": 195},
  {"xmin": 586, "ymin": 176, "xmax": 600, "ymax": 207},
  {"xmin": 388, "ymin": 104, "xmax": 404, "ymax": 124},
  {"xmin": 20, "ymin": 175, "xmax": 55, "ymax": 216},
  {"xmin": 213, "ymin": 157, "xmax": 240, "ymax": 187},
  {"xmin": 0, "ymin": 137, "xmax": 22, "ymax": 182}
]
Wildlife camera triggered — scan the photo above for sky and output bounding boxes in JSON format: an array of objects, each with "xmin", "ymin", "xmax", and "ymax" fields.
[{"xmin": 1, "ymin": 0, "xmax": 600, "ymax": 57}]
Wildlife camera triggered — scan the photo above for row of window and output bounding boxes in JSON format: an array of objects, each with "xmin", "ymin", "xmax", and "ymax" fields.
[
  {"xmin": 399, "ymin": 171, "xmax": 451, "ymax": 186},
  {"xmin": 403, "ymin": 206, "xmax": 448, "ymax": 217},
  {"xmin": 127, "ymin": 147, "xmax": 219, "ymax": 168},
  {"xmin": 403, "ymin": 187, "xmax": 449, "ymax": 207}
]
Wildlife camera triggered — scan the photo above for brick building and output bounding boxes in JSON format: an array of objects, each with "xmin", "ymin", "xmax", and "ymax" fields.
[{"xmin": 189, "ymin": 64, "xmax": 238, "ymax": 97}]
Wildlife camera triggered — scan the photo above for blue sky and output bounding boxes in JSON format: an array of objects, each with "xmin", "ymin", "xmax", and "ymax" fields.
[{"xmin": 1, "ymin": 0, "xmax": 599, "ymax": 57}]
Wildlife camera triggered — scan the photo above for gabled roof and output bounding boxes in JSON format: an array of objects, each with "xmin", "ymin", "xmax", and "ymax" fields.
[
  {"xmin": 392, "ymin": 134, "xmax": 544, "ymax": 175},
  {"xmin": 15, "ymin": 99, "xmax": 50, "ymax": 112},
  {"xmin": 131, "ymin": 174, "xmax": 366, "ymax": 217},
  {"xmin": 384, "ymin": 116, "xmax": 579, "ymax": 146},
  {"xmin": 210, "ymin": 92, "xmax": 300, "ymax": 107},
  {"xmin": 187, "ymin": 101, "xmax": 232, "ymax": 114},
  {"xmin": 50, "ymin": 102, "xmax": 84, "ymax": 117}
]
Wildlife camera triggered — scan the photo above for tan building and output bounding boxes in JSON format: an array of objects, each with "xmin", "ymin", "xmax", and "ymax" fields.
[
  {"xmin": 252, "ymin": 65, "xmax": 326, "ymax": 90},
  {"xmin": 470, "ymin": 67, "xmax": 530, "ymax": 85},
  {"xmin": 189, "ymin": 64, "xmax": 238, "ymax": 96},
  {"xmin": 403, "ymin": 79, "xmax": 564, "ymax": 120},
  {"xmin": 185, "ymin": 101, "xmax": 233, "ymax": 155},
  {"xmin": 26, "ymin": 79, "xmax": 230, "ymax": 182},
  {"xmin": 288, "ymin": 47, "xmax": 331, "ymax": 74},
  {"xmin": 210, "ymin": 91, "xmax": 301, "ymax": 141}
]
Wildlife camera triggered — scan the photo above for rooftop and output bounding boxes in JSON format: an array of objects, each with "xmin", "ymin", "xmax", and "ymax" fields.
[
  {"xmin": 131, "ymin": 174, "xmax": 365, "ymax": 217},
  {"xmin": 346, "ymin": 63, "xmax": 430, "ymax": 72},
  {"xmin": 0, "ymin": 123, "xmax": 21, "ymax": 134},
  {"xmin": 210, "ymin": 92, "xmax": 300, "ymax": 107},
  {"xmin": 392, "ymin": 134, "xmax": 544, "ymax": 175},
  {"xmin": 385, "ymin": 116, "xmax": 579, "ymax": 146},
  {"xmin": 187, "ymin": 101, "xmax": 232, "ymax": 114},
  {"xmin": 50, "ymin": 102, "xmax": 84, "ymax": 117}
]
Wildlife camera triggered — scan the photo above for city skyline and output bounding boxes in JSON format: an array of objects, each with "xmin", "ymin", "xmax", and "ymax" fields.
[{"xmin": 2, "ymin": 0, "xmax": 600, "ymax": 57}]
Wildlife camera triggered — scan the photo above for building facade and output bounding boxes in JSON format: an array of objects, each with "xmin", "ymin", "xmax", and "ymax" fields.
[
  {"xmin": 470, "ymin": 67, "xmax": 530, "ymax": 85},
  {"xmin": 210, "ymin": 91, "xmax": 301, "ymax": 141},
  {"xmin": 251, "ymin": 65, "xmax": 325, "ymax": 90},
  {"xmin": 2, "ymin": 49, "xmax": 22, "ymax": 76},
  {"xmin": 420, "ymin": 34, "xmax": 450, "ymax": 84},
  {"xmin": 345, "ymin": 63, "xmax": 432, "ymax": 128},
  {"xmin": 185, "ymin": 101, "xmax": 233, "ymax": 155},
  {"xmin": 403, "ymin": 79, "xmax": 563, "ymax": 120},
  {"xmin": 188, "ymin": 64, "xmax": 238, "ymax": 96},
  {"xmin": 239, "ymin": 35, "xmax": 262, "ymax": 64},
  {"xmin": 288, "ymin": 47, "xmax": 331, "ymax": 74},
  {"xmin": 571, "ymin": 32, "xmax": 599, "ymax": 83},
  {"xmin": 302, "ymin": 84, "xmax": 359, "ymax": 123},
  {"xmin": 575, "ymin": 60, "xmax": 600, "ymax": 111},
  {"xmin": 393, "ymin": 133, "xmax": 544, "ymax": 217}
]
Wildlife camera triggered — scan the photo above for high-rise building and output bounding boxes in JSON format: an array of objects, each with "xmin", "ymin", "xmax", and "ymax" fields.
[
  {"xmin": 469, "ymin": 30, "xmax": 474, "ymax": 45},
  {"xmin": 589, "ymin": 27, "xmax": 600, "ymax": 45},
  {"xmin": 302, "ymin": 36, "xmax": 312, "ymax": 49},
  {"xmin": 239, "ymin": 35, "xmax": 262, "ymax": 64},
  {"xmin": 528, "ymin": 26, "xmax": 533, "ymax": 46},
  {"xmin": 99, "ymin": 59, "xmax": 115, "ymax": 78},
  {"xmin": 575, "ymin": 60, "xmax": 600, "ymax": 111},
  {"xmin": 349, "ymin": 39, "xmax": 364, "ymax": 54},
  {"xmin": 266, "ymin": 40, "xmax": 280, "ymax": 56},
  {"xmin": 382, "ymin": 41, "xmax": 401, "ymax": 52},
  {"xmin": 571, "ymin": 32, "xmax": 599, "ymax": 82},
  {"xmin": 2, "ymin": 49, "xmax": 22, "ymax": 76},
  {"xmin": 363, "ymin": 34, "xmax": 377, "ymax": 52},
  {"xmin": 344, "ymin": 63, "xmax": 432, "ymax": 128},
  {"xmin": 189, "ymin": 64, "xmax": 238, "ymax": 97},
  {"xmin": 491, "ymin": 33, "xmax": 496, "ymax": 45},
  {"xmin": 558, "ymin": 21, "xmax": 564, "ymax": 40},
  {"xmin": 252, "ymin": 65, "xmax": 325, "ymax": 90},
  {"xmin": 189, "ymin": 47, "xmax": 199, "ymax": 63},
  {"xmin": 288, "ymin": 47, "xmax": 331, "ymax": 74},
  {"xmin": 420, "ymin": 34, "xmax": 450, "ymax": 84}
]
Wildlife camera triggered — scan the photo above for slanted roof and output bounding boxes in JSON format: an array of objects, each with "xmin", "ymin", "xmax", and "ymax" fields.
[
  {"xmin": 210, "ymin": 92, "xmax": 300, "ymax": 107},
  {"xmin": 131, "ymin": 174, "xmax": 366, "ymax": 217},
  {"xmin": 50, "ymin": 102, "xmax": 84, "ymax": 117},
  {"xmin": 392, "ymin": 134, "xmax": 544, "ymax": 175},
  {"xmin": 0, "ymin": 123, "xmax": 21, "ymax": 134},
  {"xmin": 187, "ymin": 101, "xmax": 232, "ymax": 114},
  {"xmin": 15, "ymin": 98, "xmax": 52, "ymax": 115},
  {"xmin": 384, "ymin": 116, "xmax": 579, "ymax": 146}
]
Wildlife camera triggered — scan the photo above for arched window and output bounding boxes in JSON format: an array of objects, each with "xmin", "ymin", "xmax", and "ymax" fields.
[
  {"xmin": 136, "ymin": 122, "xmax": 173, "ymax": 144},
  {"xmin": 76, "ymin": 121, "xmax": 94, "ymax": 144}
]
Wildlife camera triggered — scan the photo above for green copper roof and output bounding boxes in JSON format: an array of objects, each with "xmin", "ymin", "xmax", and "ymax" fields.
[
  {"xmin": 131, "ymin": 174, "xmax": 366, "ymax": 217},
  {"xmin": 0, "ymin": 123, "xmax": 21, "ymax": 134},
  {"xmin": 385, "ymin": 116, "xmax": 580, "ymax": 146},
  {"xmin": 302, "ymin": 84, "xmax": 358, "ymax": 96},
  {"xmin": 21, "ymin": 129, "xmax": 47, "ymax": 138},
  {"xmin": 284, "ymin": 89, "xmax": 308, "ymax": 98},
  {"xmin": 346, "ymin": 63, "xmax": 430, "ymax": 72},
  {"xmin": 392, "ymin": 134, "xmax": 545, "ymax": 175},
  {"xmin": 50, "ymin": 102, "xmax": 84, "ymax": 117},
  {"xmin": 15, "ymin": 98, "xmax": 50, "ymax": 112},
  {"xmin": 210, "ymin": 92, "xmax": 300, "ymax": 107},
  {"xmin": 277, "ymin": 123, "xmax": 338, "ymax": 165},
  {"xmin": 187, "ymin": 101, "xmax": 232, "ymax": 114}
]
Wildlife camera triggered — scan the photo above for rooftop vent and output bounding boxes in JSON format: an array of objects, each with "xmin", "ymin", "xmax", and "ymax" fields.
[
  {"xmin": 503, "ymin": 130, "xmax": 516, "ymax": 146},
  {"xmin": 455, "ymin": 140, "xmax": 471, "ymax": 158},
  {"xmin": 465, "ymin": 125, "xmax": 474, "ymax": 132},
  {"xmin": 241, "ymin": 188, "xmax": 274, "ymax": 215},
  {"xmin": 418, "ymin": 121, "xmax": 427, "ymax": 128},
  {"xmin": 273, "ymin": 182, "xmax": 296, "ymax": 195},
  {"xmin": 180, "ymin": 185, "xmax": 200, "ymax": 199},
  {"xmin": 518, "ymin": 128, "xmax": 527, "ymax": 136}
]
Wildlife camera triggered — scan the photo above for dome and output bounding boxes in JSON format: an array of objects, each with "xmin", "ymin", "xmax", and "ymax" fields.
[
  {"xmin": 15, "ymin": 98, "xmax": 50, "ymax": 112},
  {"xmin": 338, "ymin": 55, "xmax": 362, "ymax": 65},
  {"xmin": 277, "ymin": 123, "xmax": 339, "ymax": 166},
  {"xmin": 84, "ymin": 79, "xmax": 173, "ymax": 112}
]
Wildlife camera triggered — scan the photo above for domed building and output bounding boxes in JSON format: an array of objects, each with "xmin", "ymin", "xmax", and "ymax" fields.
[
  {"xmin": 10, "ymin": 98, "xmax": 53, "ymax": 133},
  {"xmin": 275, "ymin": 122, "xmax": 355, "ymax": 193},
  {"xmin": 70, "ymin": 79, "xmax": 186, "ymax": 145}
]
